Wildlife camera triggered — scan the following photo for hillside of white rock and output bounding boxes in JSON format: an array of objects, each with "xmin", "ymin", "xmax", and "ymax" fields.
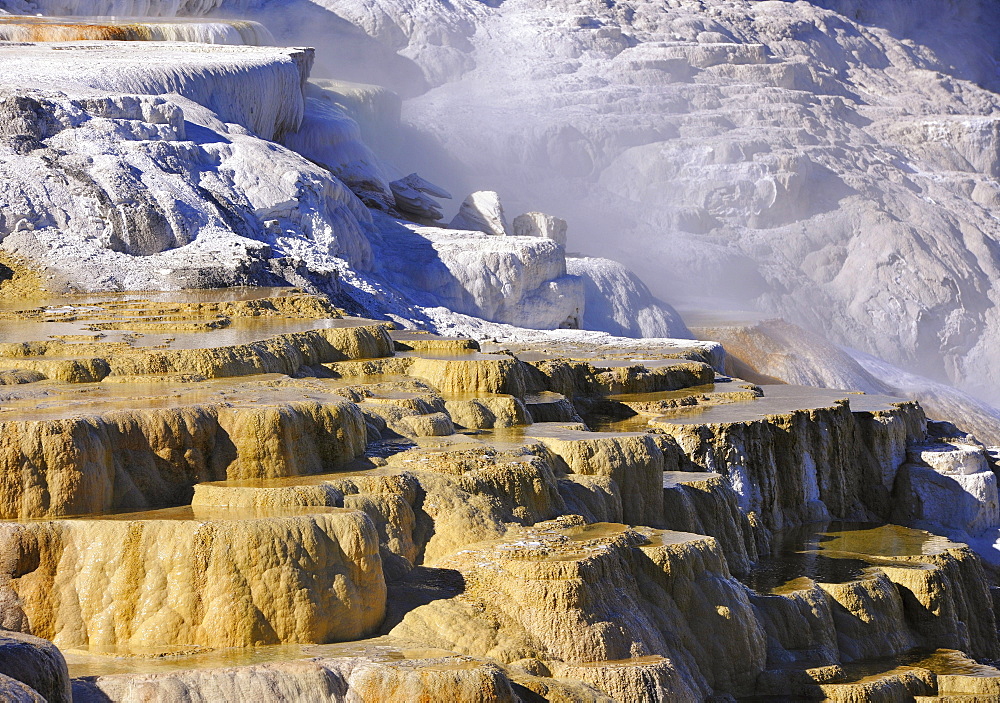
[{"xmin": 105, "ymin": 0, "xmax": 996, "ymax": 409}]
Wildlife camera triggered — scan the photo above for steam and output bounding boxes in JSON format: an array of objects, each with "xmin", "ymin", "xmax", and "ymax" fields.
[
  {"xmin": 315, "ymin": 0, "xmax": 1000, "ymax": 410},
  {"xmin": 6, "ymin": 0, "xmax": 1000, "ymax": 416}
]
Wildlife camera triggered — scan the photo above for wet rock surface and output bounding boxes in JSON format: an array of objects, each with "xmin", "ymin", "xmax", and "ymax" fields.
[
  {"xmin": 1, "ymin": 3, "xmax": 1000, "ymax": 698},
  {"xmin": 0, "ymin": 288, "xmax": 991, "ymax": 700}
]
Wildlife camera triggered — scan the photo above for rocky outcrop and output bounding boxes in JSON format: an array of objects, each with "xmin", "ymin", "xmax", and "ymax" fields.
[
  {"xmin": 444, "ymin": 395, "xmax": 529, "ymax": 429},
  {"xmin": 568, "ymin": 256, "xmax": 692, "ymax": 339},
  {"xmin": 892, "ymin": 441, "xmax": 1000, "ymax": 541},
  {"xmin": 0, "ymin": 396, "xmax": 361, "ymax": 517},
  {"xmin": 0, "ymin": 507, "xmax": 385, "ymax": 649},
  {"xmin": 0, "ymin": 307, "xmax": 394, "ymax": 517},
  {"xmin": 379, "ymin": 0, "xmax": 1000, "ymax": 407},
  {"xmin": 0, "ymin": 674, "xmax": 44, "ymax": 702},
  {"xmin": 511, "ymin": 212, "xmax": 567, "ymax": 246},
  {"xmin": 661, "ymin": 471, "xmax": 758, "ymax": 575},
  {"xmin": 526, "ymin": 357, "xmax": 715, "ymax": 398},
  {"xmin": 0, "ymin": 290, "xmax": 394, "ymax": 383},
  {"xmin": 448, "ymin": 191, "xmax": 509, "ymax": 236},
  {"xmin": 391, "ymin": 519, "xmax": 767, "ymax": 699},
  {"xmin": 652, "ymin": 387, "xmax": 926, "ymax": 532},
  {"xmin": 375, "ymin": 213, "xmax": 585, "ymax": 331},
  {"xmin": 389, "ymin": 172, "xmax": 451, "ymax": 221},
  {"xmin": 0, "ymin": 630, "xmax": 71, "ymax": 703},
  {"xmin": 3, "ymin": 0, "xmax": 1000, "ymax": 697},
  {"xmin": 526, "ymin": 426, "xmax": 666, "ymax": 526}
]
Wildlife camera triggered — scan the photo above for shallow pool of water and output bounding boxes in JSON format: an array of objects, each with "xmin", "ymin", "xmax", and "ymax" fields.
[{"xmin": 741, "ymin": 522, "xmax": 961, "ymax": 595}]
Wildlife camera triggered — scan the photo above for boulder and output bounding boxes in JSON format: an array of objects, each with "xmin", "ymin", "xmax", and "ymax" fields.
[
  {"xmin": 511, "ymin": 212, "xmax": 567, "ymax": 246},
  {"xmin": 449, "ymin": 191, "xmax": 509, "ymax": 235},
  {"xmin": 0, "ymin": 631, "xmax": 71, "ymax": 703}
]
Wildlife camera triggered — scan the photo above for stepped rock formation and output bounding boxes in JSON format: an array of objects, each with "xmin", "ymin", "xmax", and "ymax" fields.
[
  {"xmin": 0, "ymin": 289, "xmax": 992, "ymax": 700},
  {"xmin": 391, "ymin": 520, "xmax": 767, "ymax": 698},
  {"xmin": 0, "ymin": 32, "xmax": 599, "ymax": 335},
  {"xmin": 1, "ymin": 3, "xmax": 1000, "ymax": 700}
]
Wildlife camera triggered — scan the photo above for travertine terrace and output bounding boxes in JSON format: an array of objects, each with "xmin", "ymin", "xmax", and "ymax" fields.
[
  {"xmin": 1, "ymin": 2, "xmax": 1000, "ymax": 701},
  {"xmin": 0, "ymin": 288, "xmax": 997, "ymax": 700},
  {"xmin": 0, "ymin": 15, "xmax": 274, "ymax": 44}
]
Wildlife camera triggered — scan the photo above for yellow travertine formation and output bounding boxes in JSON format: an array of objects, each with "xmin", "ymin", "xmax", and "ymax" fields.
[{"xmin": 0, "ymin": 288, "xmax": 997, "ymax": 701}]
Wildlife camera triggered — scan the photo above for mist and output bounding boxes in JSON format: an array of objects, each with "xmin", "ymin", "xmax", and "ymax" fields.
[
  {"xmin": 262, "ymin": 0, "xmax": 1000, "ymax": 410},
  {"xmin": 6, "ymin": 0, "xmax": 1000, "ymax": 418},
  {"xmin": 255, "ymin": 0, "xmax": 1000, "ymax": 415}
]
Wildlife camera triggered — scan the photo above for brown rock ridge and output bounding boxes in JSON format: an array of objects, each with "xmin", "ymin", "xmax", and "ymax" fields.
[
  {"xmin": 0, "ymin": 378, "xmax": 370, "ymax": 519},
  {"xmin": 390, "ymin": 518, "xmax": 767, "ymax": 699}
]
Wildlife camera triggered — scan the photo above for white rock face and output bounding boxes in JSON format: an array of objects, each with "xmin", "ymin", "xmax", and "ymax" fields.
[
  {"xmin": 0, "ymin": 44, "xmax": 376, "ymax": 291},
  {"xmin": 901, "ymin": 463, "xmax": 999, "ymax": 538},
  {"xmin": 908, "ymin": 443, "xmax": 990, "ymax": 477},
  {"xmin": 0, "ymin": 39, "xmax": 605, "ymax": 340},
  {"xmin": 374, "ymin": 213, "xmax": 583, "ymax": 329},
  {"xmin": 512, "ymin": 212, "xmax": 567, "ymax": 246},
  {"xmin": 448, "ymin": 190, "xmax": 509, "ymax": 236},
  {"xmin": 568, "ymin": 256, "xmax": 690, "ymax": 339},
  {"xmin": 898, "ymin": 439, "xmax": 1000, "ymax": 539},
  {"xmin": 284, "ymin": 88, "xmax": 396, "ymax": 211},
  {"xmin": 0, "ymin": 42, "xmax": 311, "ymax": 140},
  {"xmin": 895, "ymin": 438, "xmax": 1000, "ymax": 542}
]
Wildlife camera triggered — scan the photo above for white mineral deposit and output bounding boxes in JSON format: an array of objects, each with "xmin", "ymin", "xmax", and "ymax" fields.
[{"xmin": 0, "ymin": 1, "xmax": 997, "ymax": 700}]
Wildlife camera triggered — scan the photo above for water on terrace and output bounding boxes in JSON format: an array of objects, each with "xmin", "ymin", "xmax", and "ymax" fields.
[
  {"xmin": 581, "ymin": 379, "xmax": 900, "ymax": 432},
  {"xmin": 741, "ymin": 522, "xmax": 962, "ymax": 596},
  {"xmin": 0, "ymin": 288, "xmax": 381, "ymax": 351},
  {"xmin": 648, "ymin": 383, "xmax": 904, "ymax": 426},
  {"xmin": 64, "ymin": 635, "xmax": 468, "ymax": 678},
  {"xmin": 0, "ymin": 373, "xmax": 414, "ymax": 421},
  {"xmin": 10, "ymin": 504, "xmax": 352, "ymax": 524},
  {"xmin": 0, "ymin": 289, "xmax": 951, "ymax": 689}
]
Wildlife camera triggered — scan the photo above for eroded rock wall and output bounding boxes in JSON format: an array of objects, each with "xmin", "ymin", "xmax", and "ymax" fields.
[
  {"xmin": 656, "ymin": 398, "xmax": 926, "ymax": 533},
  {"xmin": 0, "ymin": 508, "xmax": 385, "ymax": 649}
]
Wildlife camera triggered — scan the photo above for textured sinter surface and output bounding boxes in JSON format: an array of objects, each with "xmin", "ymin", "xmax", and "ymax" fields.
[
  {"xmin": 0, "ymin": 290, "xmax": 994, "ymax": 698},
  {"xmin": 1, "ymin": 2, "xmax": 1000, "ymax": 695},
  {"xmin": 0, "ymin": 38, "xmax": 666, "ymax": 341},
  {"xmin": 0, "ymin": 15, "xmax": 273, "ymax": 44}
]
